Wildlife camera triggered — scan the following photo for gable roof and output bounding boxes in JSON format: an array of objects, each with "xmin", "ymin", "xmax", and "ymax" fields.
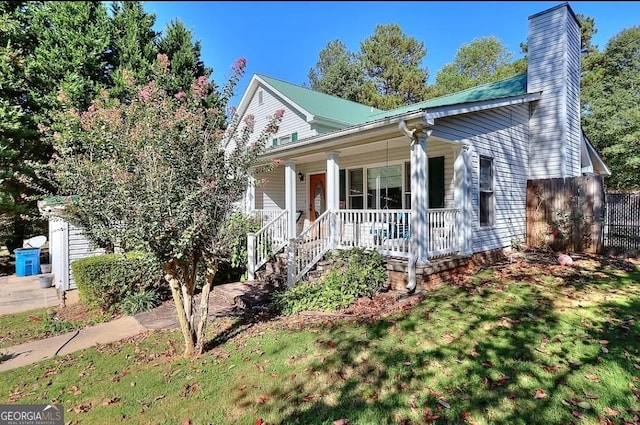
[
  {"xmin": 257, "ymin": 74, "xmax": 383, "ymax": 125},
  {"xmin": 368, "ymin": 73, "xmax": 529, "ymax": 120}
]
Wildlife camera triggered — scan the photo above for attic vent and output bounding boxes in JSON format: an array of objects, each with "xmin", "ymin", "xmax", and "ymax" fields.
[{"xmin": 258, "ymin": 90, "xmax": 263, "ymax": 105}]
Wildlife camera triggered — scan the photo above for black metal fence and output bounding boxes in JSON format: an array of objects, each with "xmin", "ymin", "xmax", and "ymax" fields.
[{"xmin": 604, "ymin": 192, "xmax": 640, "ymax": 255}]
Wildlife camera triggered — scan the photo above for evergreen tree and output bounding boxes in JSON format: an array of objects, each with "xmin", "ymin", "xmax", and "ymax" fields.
[
  {"xmin": 582, "ymin": 27, "xmax": 640, "ymax": 189},
  {"xmin": 109, "ymin": 1, "xmax": 158, "ymax": 100},
  {"xmin": 358, "ymin": 24, "xmax": 428, "ymax": 109},
  {"xmin": 308, "ymin": 40, "xmax": 363, "ymax": 102}
]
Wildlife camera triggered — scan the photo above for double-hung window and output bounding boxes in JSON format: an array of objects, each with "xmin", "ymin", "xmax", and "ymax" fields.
[{"xmin": 479, "ymin": 156, "xmax": 494, "ymax": 226}]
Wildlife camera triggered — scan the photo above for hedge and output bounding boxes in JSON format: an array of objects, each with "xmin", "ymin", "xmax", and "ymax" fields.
[{"xmin": 71, "ymin": 251, "xmax": 162, "ymax": 310}]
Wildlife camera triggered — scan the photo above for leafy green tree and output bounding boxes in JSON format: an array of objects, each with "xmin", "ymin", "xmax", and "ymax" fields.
[
  {"xmin": 157, "ymin": 20, "xmax": 211, "ymax": 96},
  {"xmin": 308, "ymin": 40, "xmax": 363, "ymax": 102},
  {"xmin": 428, "ymin": 36, "xmax": 523, "ymax": 96},
  {"xmin": 46, "ymin": 57, "xmax": 283, "ymax": 356},
  {"xmin": 359, "ymin": 24, "xmax": 428, "ymax": 109},
  {"xmin": 0, "ymin": 2, "xmax": 42, "ymax": 251},
  {"xmin": 108, "ymin": 1, "xmax": 158, "ymax": 100},
  {"xmin": 26, "ymin": 1, "xmax": 112, "ymax": 113},
  {"xmin": 582, "ymin": 27, "xmax": 640, "ymax": 189}
]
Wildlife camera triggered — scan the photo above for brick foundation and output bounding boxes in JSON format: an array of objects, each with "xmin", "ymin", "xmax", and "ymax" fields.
[{"xmin": 386, "ymin": 248, "xmax": 509, "ymax": 292}]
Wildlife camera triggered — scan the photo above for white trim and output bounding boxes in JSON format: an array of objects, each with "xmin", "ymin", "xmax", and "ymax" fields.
[
  {"xmin": 424, "ymin": 93, "xmax": 541, "ymax": 121},
  {"xmin": 582, "ymin": 131, "xmax": 611, "ymax": 176}
]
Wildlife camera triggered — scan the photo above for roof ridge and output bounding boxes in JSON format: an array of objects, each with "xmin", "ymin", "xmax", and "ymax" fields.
[
  {"xmin": 419, "ymin": 73, "xmax": 527, "ymax": 105},
  {"xmin": 256, "ymin": 73, "xmax": 382, "ymax": 112}
]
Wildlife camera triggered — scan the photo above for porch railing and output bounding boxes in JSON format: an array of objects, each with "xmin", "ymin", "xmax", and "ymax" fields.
[
  {"xmin": 250, "ymin": 209, "xmax": 284, "ymax": 228},
  {"xmin": 428, "ymin": 208, "xmax": 460, "ymax": 258},
  {"xmin": 336, "ymin": 209, "xmax": 412, "ymax": 257},
  {"xmin": 248, "ymin": 207, "xmax": 461, "ymax": 284},
  {"xmin": 247, "ymin": 209, "xmax": 288, "ymax": 281},
  {"xmin": 288, "ymin": 209, "xmax": 332, "ymax": 284}
]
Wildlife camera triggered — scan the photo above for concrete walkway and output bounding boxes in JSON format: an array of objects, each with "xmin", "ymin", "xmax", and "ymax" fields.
[
  {"xmin": 0, "ymin": 316, "xmax": 146, "ymax": 372},
  {"xmin": 0, "ymin": 274, "xmax": 62, "ymax": 315},
  {"xmin": 0, "ymin": 280, "xmax": 271, "ymax": 372}
]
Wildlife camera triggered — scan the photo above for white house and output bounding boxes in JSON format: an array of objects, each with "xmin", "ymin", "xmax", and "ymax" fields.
[{"xmin": 233, "ymin": 2, "xmax": 610, "ymax": 289}]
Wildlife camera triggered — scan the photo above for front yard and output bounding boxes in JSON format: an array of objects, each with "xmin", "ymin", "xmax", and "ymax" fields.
[{"xmin": 1, "ymin": 254, "xmax": 639, "ymax": 424}]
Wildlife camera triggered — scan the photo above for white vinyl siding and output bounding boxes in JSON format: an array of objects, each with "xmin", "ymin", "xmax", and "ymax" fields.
[
  {"xmin": 254, "ymin": 166, "xmax": 285, "ymax": 210},
  {"xmin": 433, "ymin": 104, "xmax": 529, "ymax": 253},
  {"xmin": 229, "ymin": 83, "xmax": 316, "ymax": 154},
  {"xmin": 527, "ymin": 4, "xmax": 582, "ymax": 179},
  {"xmin": 49, "ymin": 216, "xmax": 104, "ymax": 290}
]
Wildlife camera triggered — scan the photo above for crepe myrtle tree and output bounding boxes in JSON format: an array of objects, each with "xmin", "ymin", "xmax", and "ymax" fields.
[{"xmin": 47, "ymin": 54, "xmax": 284, "ymax": 356}]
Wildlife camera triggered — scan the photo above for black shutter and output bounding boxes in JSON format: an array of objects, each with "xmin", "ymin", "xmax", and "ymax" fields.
[{"xmin": 428, "ymin": 156, "xmax": 445, "ymax": 208}]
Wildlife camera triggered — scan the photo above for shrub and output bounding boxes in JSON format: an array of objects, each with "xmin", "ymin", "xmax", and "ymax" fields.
[
  {"xmin": 121, "ymin": 289, "xmax": 160, "ymax": 315},
  {"xmin": 71, "ymin": 251, "xmax": 162, "ymax": 311},
  {"xmin": 214, "ymin": 212, "xmax": 261, "ymax": 283},
  {"xmin": 271, "ymin": 248, "xmax": 387, "ymax": 315}
]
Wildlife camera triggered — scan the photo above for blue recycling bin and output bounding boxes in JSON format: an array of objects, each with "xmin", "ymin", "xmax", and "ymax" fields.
[{"xmin": 14, "ymin": 248, "xmax": 41, "ymax": 277}]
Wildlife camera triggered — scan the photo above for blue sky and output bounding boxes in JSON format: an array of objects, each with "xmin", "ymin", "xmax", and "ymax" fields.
[{"xmin": 143, "ymin": 1, "xmax": 640, "ymax": 106}]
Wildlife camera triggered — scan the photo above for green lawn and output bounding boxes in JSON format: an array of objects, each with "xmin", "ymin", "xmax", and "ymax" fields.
[
  {"xmin": 0, "ymin": 306, "xmax": 112, "ymax": 349},
  {"xmin": 1, "ymin": 255, "xmax": 639, "ymax": 425}
]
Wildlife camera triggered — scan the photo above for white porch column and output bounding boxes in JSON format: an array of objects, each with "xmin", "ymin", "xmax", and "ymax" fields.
[
  {"xmin": 326, "ymin": 151, "xmax": 340, "ymax": 248},
  {"xmin": 284, "ymin": 160, "xmax": 297, "ymax": 239},
  {"xmin": 245, "ymin": 173, "xmax": 256, "ymax": 215},
  {"xmin": 454, "ymin": 146, "xmax": 473, "ymax": 255},
  {"xmin": 411, "ymin": 129, "xmax": 432, "ymax": 263}
]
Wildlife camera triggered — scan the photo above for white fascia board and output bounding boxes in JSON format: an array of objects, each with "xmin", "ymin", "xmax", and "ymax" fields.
[
  {"xmin": 309, "ymin": 115, "xmax": 353, "ymax": 129},
  {"xmin": 258, "ymin": 110, "xmax": 425, "ymax": 160},
  {"xmin": 582, "ymin": 131, "xmax": 611, "ymax": 176},
  {"xmin": 256, "ymin": 76, "xmax": 315, "ymax": 122},
  {"xmin": 424, "ymin": 93, "xmax": 541, "ymax": 121}
]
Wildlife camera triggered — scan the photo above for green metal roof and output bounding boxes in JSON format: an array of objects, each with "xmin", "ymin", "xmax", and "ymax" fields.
[
  {"xmin": 368, "ymin": 73, "xmax": 529, "ymax": 120},
  {"xmin": 258, "ymin": 74, "xmax": 383, "ymax": 126}
]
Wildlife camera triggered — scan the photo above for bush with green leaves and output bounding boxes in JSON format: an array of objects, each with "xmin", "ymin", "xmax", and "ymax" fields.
[
  {"xmin": 121, "ymin": 289, "xmax": 160, "ymax": 315},
  {"xmin": 271, "ymin": 248, "xmax": 387, "ymax": 315},
  {"xmin": 71, "ymin": 251, "xmax": 162, "ymax": 311}
]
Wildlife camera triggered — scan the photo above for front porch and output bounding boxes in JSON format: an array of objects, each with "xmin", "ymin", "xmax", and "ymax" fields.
[
  {"xmin": 245, "ymin": 122, "xmax": 474, "ymax": 286},
  {"xmin": 248, "ymin": 206, "xmax": 465, "ymax": 286}
]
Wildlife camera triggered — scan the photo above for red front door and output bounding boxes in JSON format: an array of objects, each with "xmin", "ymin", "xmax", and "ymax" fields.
[{"xmin": 309, "ymin": 173, "xmax": 326, "ymax": 221}]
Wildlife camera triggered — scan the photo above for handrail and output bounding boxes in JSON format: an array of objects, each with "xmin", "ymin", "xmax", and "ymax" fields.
[
  {"xmin": 288, "ymin": 209, "xmax": 333, "ymax": 285},
  {"xmin": 247, "ymin": 209, "xmax": 288, "ymax": 281}
]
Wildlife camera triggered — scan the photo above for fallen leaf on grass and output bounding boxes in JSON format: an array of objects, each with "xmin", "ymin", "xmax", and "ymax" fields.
[
  {"xmin": 68, "ymin": 385, "xmax": 82, "ymax": 395},
  {"xmin": 181, "ymin": 419, "xmax": 192, "ymax": 425},
  {"xmin": 302, "ymin": 394, "xmax": 315, "ymax": 402},
  {"xmin": 599, "ymin": 417, "xmax": 614, "ymax": 425},
  {"xmin": 154, "ymin": 395, "xmax": 165, "ymax": 402},
  {"xmin": 238, "ymin": 385, "xmax": 247, "ymax": 391},
  {"xmin": 423, "ymin": 407, "xmax": 441, "ymax": 421},
  {"xmin": 602, "ymin": 407, "xmax": 619, "ymax": 416},
  {"xmin": 256, "ymin": 395, "xmax": 268, "ymax": 404},
  {"xmin": 438, "ymin": 399, "xmax": 451, "ymax": 409},
  {"xmin": 583, "ymin": 390, "xmax": 599, "ymax": 400},
  {"xmin": 572, "ymin": 410, "xmax": 585, "ymax": 419},
  {"xmin": 73, "ymin": 403, "xmax": 93, "ymax": 414},
  {"xmin": 269, "ymin": 372, "xmax": 279, "ymax": 378},
  {"xmin": 534, "ymin": 389, "xmax": 547, "ymax": 399},
  {"xmin": 255, "ymin": 364, "xmax": 265, "ymax": 373},
  {"xmin": 481, "ymin": 360, "xmax": 494, "ymax": 368},
  {"xmin": 333, "ymin": 419, "xmax": 350, "ymax": 425},
  {"xmin": 585, "ymin": 374, "xmax": 600, "ymax": 382},
  {"xmin": 102, "ymin": 397, "xmax": 120, "ymax": 406},
  {"xmin": 600, "ymin": 346, "xmax": 609, "ymax": 354}
]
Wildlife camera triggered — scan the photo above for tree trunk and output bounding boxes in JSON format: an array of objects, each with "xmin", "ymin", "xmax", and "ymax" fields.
[
  {"xmin": 195, "ymin": 262, "xmax": 217, "ymax": 355},
  {"xmin": 164, "ymin": 262, "xmax": 195, "ymax": 357}
]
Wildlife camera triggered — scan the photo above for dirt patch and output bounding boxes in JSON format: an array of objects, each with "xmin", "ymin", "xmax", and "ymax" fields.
[{"xmin": 54, "ymin": 303, "xmax": 117, "ymax": 324}]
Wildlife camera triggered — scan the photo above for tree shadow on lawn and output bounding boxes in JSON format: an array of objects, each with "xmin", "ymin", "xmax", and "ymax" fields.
[{"xmin": 259, "ymin": 257, "xmax": 640, "ymax": 425}]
